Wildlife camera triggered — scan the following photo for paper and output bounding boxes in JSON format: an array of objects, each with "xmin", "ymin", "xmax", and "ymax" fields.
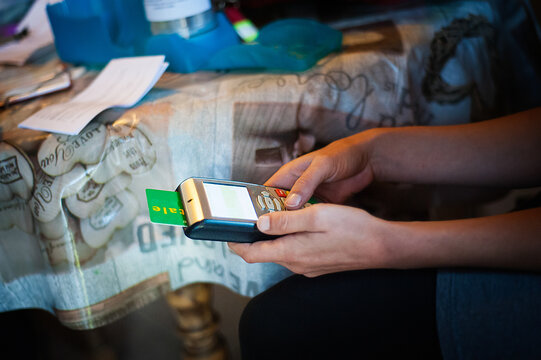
[
  {"xmin": 0, "ymin": 0, "xmax": 54, "ymax": 65},
  {"xmin": 19, "ymin": 56, "xmax": 169, "ymax": 135}
]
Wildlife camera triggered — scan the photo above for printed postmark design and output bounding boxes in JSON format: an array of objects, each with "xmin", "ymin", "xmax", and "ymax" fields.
[
  {"xmin": 76, "ymin": 179, "xmax": 104, "ymax": 203},
  {"xmin": 0, "ymin": 156, "xmax": 22, "ymax": 184},
  {"xmin": 89, "ymin": 196, "xmax": 123, "ymax": 230}
]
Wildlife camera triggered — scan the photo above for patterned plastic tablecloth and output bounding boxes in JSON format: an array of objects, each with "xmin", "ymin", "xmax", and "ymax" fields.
[{"xmin": 1, "ymin": 1, "xmax": 536, "ymax": 329}]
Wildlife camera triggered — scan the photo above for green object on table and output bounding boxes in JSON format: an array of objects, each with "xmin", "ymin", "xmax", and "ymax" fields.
[{"xmin": 203, "ymin": 18, "xmax": 343, "ymax": 72}]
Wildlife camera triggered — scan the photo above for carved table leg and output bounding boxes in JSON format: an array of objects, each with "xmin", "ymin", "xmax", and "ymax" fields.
[{"xmin": 167, "ymin": 283, "xmax": 228, "ymax": 360}]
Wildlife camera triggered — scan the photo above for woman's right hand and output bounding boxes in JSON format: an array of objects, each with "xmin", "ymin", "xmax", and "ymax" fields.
[{"xmin": 266, "ymin": 129, "xmax": 379, "ymax": 209}]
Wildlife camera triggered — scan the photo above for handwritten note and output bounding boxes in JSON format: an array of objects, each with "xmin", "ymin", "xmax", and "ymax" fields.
[{"xmin": 18, "ymin": 56, "xmax": 169, "ymax": 135}]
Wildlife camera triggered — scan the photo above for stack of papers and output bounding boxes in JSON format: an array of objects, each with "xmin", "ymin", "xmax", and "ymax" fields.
[{"xmin": 19, "ymin": 56, "xmax": 169, "ymax": 135}]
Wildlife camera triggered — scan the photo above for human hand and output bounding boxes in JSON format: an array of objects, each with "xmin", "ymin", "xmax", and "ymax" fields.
[
  {"xmin": 228, "ymin": 204, "xmax": 391, "ymax": 277},
  {"xmin": 266, "ymin": 131, "xmax": 377, "ymax": 209}
]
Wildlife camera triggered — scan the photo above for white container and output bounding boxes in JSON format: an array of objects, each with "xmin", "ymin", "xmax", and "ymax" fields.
[{"xmin": 143, "ymin": 0, "xmax": 217, "ymax": 39}]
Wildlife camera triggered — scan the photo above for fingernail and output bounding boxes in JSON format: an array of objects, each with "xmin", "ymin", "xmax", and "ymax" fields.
[
  {"xmin": 285, "ymin": 193, "xmax": 301, "ymax": 208},
  {"xmin": 258, "ymin": 215, "xmax": 270, "ymax": 231}
]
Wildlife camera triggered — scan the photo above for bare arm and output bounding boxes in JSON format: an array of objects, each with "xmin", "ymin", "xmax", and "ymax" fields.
[
  {"xmin": 229, "ymin": 205, "xmax": 541, "ymax": 277},
  {"xmin": 229, "ymin": 108, "xmax": 541, "ymax": 276},
  {"xmin": 266, "ymin": 107, "xmax": 541, "ymax": 209},
  {"xmin": 371, "ymin": 107, "xmax": 541, "ymax": 188},
  {"xmin": 387, "ymin": 207, "xmax": 541, "ymax": 271}
]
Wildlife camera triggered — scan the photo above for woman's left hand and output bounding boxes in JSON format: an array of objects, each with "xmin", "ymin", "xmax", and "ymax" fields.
[{"xmin": 228, "ymin": 204, "xmax": 392, "ymax": 277}]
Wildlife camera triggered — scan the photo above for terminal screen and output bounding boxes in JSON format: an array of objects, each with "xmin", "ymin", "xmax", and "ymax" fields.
[{"xmin": 203, "ymin": 182, "xmax": 258, "ymax": 221}]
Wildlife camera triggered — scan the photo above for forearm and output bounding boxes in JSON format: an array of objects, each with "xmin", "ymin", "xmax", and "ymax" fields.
[
  {"xmin": 368, "ymin": 107, "xmax": 541, "ymax": 187},
  {"xmin": 383, "ymin": 207, "xmax": 541, "ymax": 271}
]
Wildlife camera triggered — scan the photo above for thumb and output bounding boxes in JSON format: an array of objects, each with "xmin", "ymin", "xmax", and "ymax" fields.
[{"xmin": 257, "ymin": 207, "xmax": 320, "ymax": 235}]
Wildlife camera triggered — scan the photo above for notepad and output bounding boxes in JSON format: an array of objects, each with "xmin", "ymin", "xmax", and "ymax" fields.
[{"xmin": 18, "ymin": 56, "xmax": 169, "ymax": 135}]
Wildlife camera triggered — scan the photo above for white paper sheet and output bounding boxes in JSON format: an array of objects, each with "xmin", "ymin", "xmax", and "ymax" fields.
[
  {"xmin": 18, "ymin": 56, "xmax": 169, "ymax": 135},
  {"xmin": 0, "ymin": 0, "xmax": 54, "ymax": 66}
]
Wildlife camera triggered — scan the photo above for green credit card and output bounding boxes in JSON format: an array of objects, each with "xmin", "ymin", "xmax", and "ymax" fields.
[{"xmin": 145, "ymin": 189, "xmax": 187, "ymax": 227}]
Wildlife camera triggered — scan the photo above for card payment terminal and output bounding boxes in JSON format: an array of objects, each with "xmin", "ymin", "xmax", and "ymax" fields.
[{"xmin": 145, "ymin": 177, "xmax": 318, "ymax": 243}]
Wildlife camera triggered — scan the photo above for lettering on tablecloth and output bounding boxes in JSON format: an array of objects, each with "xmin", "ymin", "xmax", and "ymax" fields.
[
  {"xmin": 40, "ymin": 125, "xmax": 103, "ymax": 171},
  {"xmin": 89, "ymin": 195, "xmax": 123, "ymax": 230},
  {"xmin": 76, "ymin": 179, "xmax": 104, "ymax": 202},
  {"xmin": 136, "ymin": 222, "xmax": 260, "ymax": 296},
  {"xmin": 0, "ymin": 156, "xmax": 22, "ymax": 184}
]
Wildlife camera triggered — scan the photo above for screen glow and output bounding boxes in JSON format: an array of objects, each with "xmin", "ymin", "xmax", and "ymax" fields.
[{"xmin": 203, "ymin": 183, "xmax": 258, "ymax": 221}]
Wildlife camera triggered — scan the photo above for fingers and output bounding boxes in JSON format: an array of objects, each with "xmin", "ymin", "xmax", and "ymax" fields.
[
  {"xmin": 285, "ymin": 158, "xmax": 332, "ymax": 208},
  {"xmin": 265, "ymin": 153, "xmax": 327, "ymax": 209},
  {"xmin": 265, "ymin": 136, "xmax": 370, "ymax": 208},
  {"xmin": 267, "ymin": 156, "xmax": 331, "ymax": 209},
  {"xmin": 228, "ymin": 232, "xmax": 318, "ymax": 267},
  {"xmin": 316, "ymin": 166, "xmax": 374, "ymax": 203},
  {"xmin": 228, "ymin": 206, "xmax": 324, "ymax": 263},
  {"xmin": 264, "ymin": 153, "xmax": 314, "ymax": 189},
  {"xmin": 228, "ymin": 238, "xmax": 287, "ymax": 264},
  {"xmin": 257, "ymin": 206, "xmax": 324, "ymax": 235}
]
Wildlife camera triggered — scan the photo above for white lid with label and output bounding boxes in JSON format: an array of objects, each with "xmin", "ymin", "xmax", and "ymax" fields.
[{"xmin": 143, "ymin": 0, "xmax": 212, "ymax": 22}]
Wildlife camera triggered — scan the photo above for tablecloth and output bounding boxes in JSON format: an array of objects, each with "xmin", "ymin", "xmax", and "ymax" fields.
[{"xmin": 1, "ymin": 0, "xmax": 538, "ymax": 329}]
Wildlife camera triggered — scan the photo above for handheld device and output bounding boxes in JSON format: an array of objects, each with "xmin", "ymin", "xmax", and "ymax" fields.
[{"xmin": 145, "ymin": 177, "xmax": 317, "ymax": 243}]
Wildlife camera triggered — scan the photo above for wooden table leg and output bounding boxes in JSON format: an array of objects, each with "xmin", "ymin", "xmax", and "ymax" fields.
[{"xmin": 167, "ymin": 283, "xmax": 228, "ymax": 360}]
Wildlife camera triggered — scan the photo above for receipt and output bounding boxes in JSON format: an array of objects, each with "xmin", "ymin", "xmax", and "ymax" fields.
[{"xmin": 19, "ymin": 56, "xmax": 169, "ymax": 135}]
